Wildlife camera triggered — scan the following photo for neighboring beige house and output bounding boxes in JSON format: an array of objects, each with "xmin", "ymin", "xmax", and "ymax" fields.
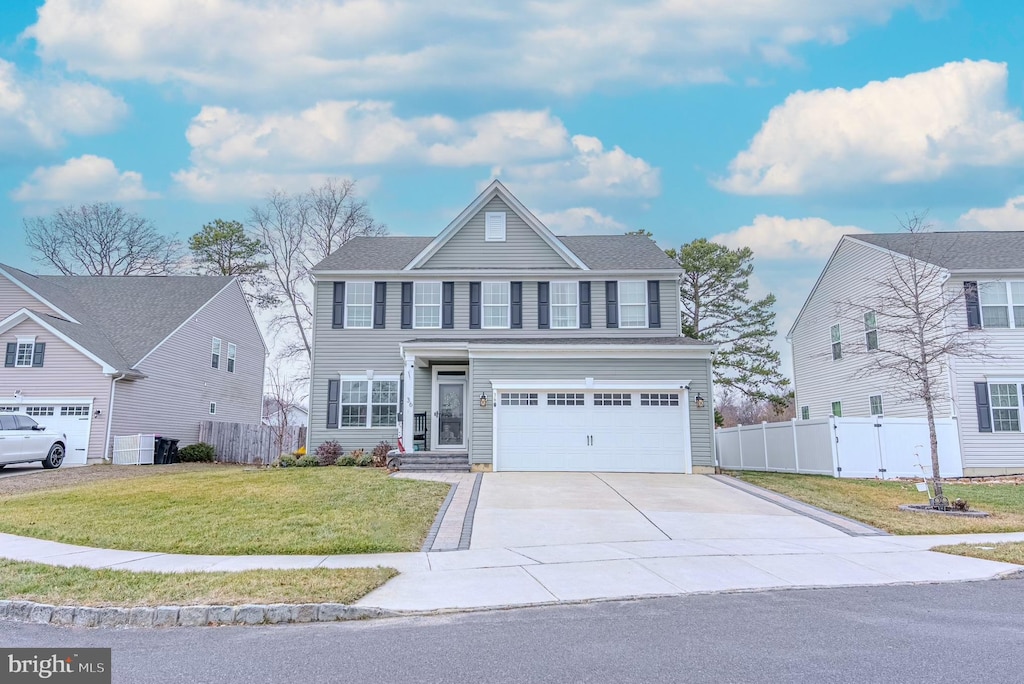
[
  {"xmin": 307, "ymin": 180, "xmax": 716, "ymax": 473},
  {"xmin": 789, "ymin": 231, "xmax": 1024, "ymax": 476},
  {"xmin": 0, "ymin": 265, "xmax": 266, "ymax": 464}
]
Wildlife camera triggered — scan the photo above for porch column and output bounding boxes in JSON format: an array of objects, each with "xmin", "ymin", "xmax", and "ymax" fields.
[{"xmin": 402, "ymin": 353, "xmax": 416, "ymax": 450}]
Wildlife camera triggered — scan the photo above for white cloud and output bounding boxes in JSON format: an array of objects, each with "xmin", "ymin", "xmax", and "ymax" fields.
[
  {"xmin": 13, "ymin": 155, "xmax": 158, "ymax": 202},
  {"xmin": 712, "ymin": 215, "xmax": 867, "ymax": 259},
  {"xmin": 535, "ymin": 207, "xmax": 626, "ymax": 235},
  {"xmin": 0, "ymin": 59, "xmax": 126, "ymax": 152},
  {"xmin": 495, "ymin": 135, "xmax": 661, "ymax": 200},
  {"xmin": 718, "ymin": 60, "xmax": 1024, "ymax": 195},
  {"xmin": 26, "ymin": 0, "xmax": 921, "ymax": 97},
  {"xmin": 172, "ymin": 168, "xmax": 347, "ymax": 203},
  {"xmin": 958, "ymin": 196, "xmax": 1024, "ymax": 231}
]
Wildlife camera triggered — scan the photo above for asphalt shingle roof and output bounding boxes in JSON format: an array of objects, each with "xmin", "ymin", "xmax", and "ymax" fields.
[
  {"xmin": 851, "ymin": 232, "xmax": 1024, "ymax": 271},
  {"xmin": 312, "ymin": 237, "xmax": 432, "ymax": 271},
  {"xmin": 2, "ymin": 264, "xmax": 235, "ymax": 372}
]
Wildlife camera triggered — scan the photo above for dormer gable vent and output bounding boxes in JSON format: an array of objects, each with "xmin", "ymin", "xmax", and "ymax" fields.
[{"xmin": 485, "ymin": 212, "xmax": 506, "ymax": 242}]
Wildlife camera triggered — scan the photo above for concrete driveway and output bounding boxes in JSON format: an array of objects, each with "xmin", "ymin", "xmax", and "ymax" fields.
[{"xmin": 470, "ymin": 472, "xmax": 848, "ymax": 549}]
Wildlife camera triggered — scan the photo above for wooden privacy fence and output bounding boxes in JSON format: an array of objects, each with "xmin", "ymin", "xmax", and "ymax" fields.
[{"xmin": 199, "ymin": 421, "xmax": 306, "ymax": 465}]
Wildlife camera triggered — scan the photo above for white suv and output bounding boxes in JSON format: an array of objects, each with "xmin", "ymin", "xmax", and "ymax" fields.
[{"xmin": 0, "ymin": 414, "xmax": 66, "ymax": 469}]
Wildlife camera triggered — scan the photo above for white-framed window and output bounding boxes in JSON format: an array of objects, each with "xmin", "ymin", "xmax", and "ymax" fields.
[
  {"xmin": 640, "ymin": 393, "xmax": 680, "ymax": 406},
  {"xmin": 414, "ymin": 282, "xmax": 442, "ymax": 329},
  {"xmin": 618, "ymin": 281, "xmax": 648, "ymax": 328},
  {"xmin": 830, "ymin": 324, "xmax": 842, "ymax": 361},
  {"xmin": 211, "ymin": 338, "xmax": 221, "ymax": 369},
  {"xmin": 800, "ymin": 406, "xmax": 810, "ymax": 420},
  {"xmin": 25, "ymin": 406, "xmax": 54, "ymax": 417},
  {"xmin": 485, "ymin": 212, "xmax": 506, "ymax": 242},
  {"xmin": 227, "ymin": 343, "xmax": 236, "ymax": 373},
  {"xmin": 209, "ymin": 402, "xmax": 217, "ymax": 415},
  {"xmin": 989, "ymin": 383, "xmax": 1021, "ymax": 432},
  {"xmin": 340, "ymin": 376, "xmax": 400, "ymax": 428},
  {"xmin": 831, "ymin": 400, "xmax": 843, "ymax": 417},
  {"xmin": 15, "ymin": 337, "xmax": 36, "ymax": 367},
  {"xmin": 595, "ymin": 392, "xmax": 632, "ymax": 406},
  {"xmin": 500, "ymin": 392, "xmax": 538, "ymax": 406},
  {"xmin": 864, "ymin": 311, "xmax": 878, "ymax": 350},
  {"xmin": 61, "ymin": 406, "xmax": 90, "ymax": 416},
  {"xmin": 482, "ymin": 282, "xmax": 510, "ymax": 328},
  {"xmin": 869, "ymin": 394, "xmax": 883, "ymax": 415},
  {"xmin": 345, "ymin": 282, "xmax": 374, "ymax": 329},
  {"xmin": 979, "ymin": 281, "xmax": 1024, "ymax": 329},
  {"xmin": 550, "ymin": 282, "xmax": 578, "ymax": 329},
  {"xmin": 547, "ymin": 392, "xmax": 585, "ymax": 406}
]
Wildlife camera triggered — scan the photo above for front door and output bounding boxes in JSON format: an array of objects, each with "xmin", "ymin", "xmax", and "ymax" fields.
[{"xmin": 434, "ymin": 378, "xmax": 466, "ymax": 450}]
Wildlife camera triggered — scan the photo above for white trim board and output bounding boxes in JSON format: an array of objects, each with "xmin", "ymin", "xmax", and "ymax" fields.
[
  {"xmin": 0, "ymin": 309, "xmax": 116, "ymax": 374},
  {"xmin": 0, "ymin": 265, "xmax": 80, "ymax": 324},
  {"xmin": 490, "ymin": 380, "xmax": 690, "ymax": 391}
]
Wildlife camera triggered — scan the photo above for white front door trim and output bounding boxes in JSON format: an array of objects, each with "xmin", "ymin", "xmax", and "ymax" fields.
[{"xmin": 431, "ymin": 364, "xmax": 468, "ymax": 451}]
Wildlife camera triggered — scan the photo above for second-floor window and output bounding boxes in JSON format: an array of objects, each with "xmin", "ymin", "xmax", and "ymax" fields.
[
  {"xmin": 212, "ymin": 338, "xmax": 221, "ymax": 369},
  {"xmin": 346, "ymin": 282, "xmax": 374, "ymax": 328},
  {"xmin": 551, "ymin": 282, "xmax": 578, "ymax": 329},
  {"xmin": 227, "ymin": 343, "xmax": 236, "ymax": 373},
  {"xmin": 618, "ymin": 281, "xmax": 648, "ymax": 328},
  {"xmin": 830, "ymin": 324, "xmax": 842, "ymax": 360},
  {"xmin": 979, "ymin": 281, "xmax": 1024, "ymax": 328},
  {"xmin": 864, "ymin": 311, "xmax": 878, "ymax": 350},
  {"xmin": 482, "ymin": 282, "xmax": 510, "ymax": 328},
  {"xmin": 16, "ymin": 341, "xmax": 34, "ymax": 367},
  {"xmin": 414, "ymin": 282, "xmax": 442, "ymax": 328}
]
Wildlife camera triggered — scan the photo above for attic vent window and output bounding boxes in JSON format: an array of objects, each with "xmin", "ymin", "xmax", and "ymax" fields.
[{"xmin": 485, "ymin": 212, "xmax": 506, "ymax": 242}]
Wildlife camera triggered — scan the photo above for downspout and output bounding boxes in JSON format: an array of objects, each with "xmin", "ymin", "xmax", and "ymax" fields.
[
  {"xmin": 102, "ymin": 373, "xmax": 127, "ymax": 463},
  {"xmin": 676, "ymin": 272, "xmax": 683, "ymax": 337}
]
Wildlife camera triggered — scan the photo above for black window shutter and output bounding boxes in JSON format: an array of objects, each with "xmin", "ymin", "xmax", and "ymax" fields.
[
  {"xmin": 964, "ymin": 281, "xmax": 981, "ymax": 329},
  {"xmin": 510, "ymin": 281, "xmax": 523, "ymax": 329},
  {"xmin": 401, "ymin": 282, "xmax": 413, "ymax": 329},
  {"xmin": 647, "ymin": 280, "xmax": 661, "ymax": 328},
  {"xmin": 4, "ymin": 343, "xmax": 14, "ymax": 367},
  {"xmin": 605, "ymin": 281, "xmax": 619, "ymax": 328},
  {"xmin": 327, "ymin": 378, "xmax": 340, "ymax": 429},
  {"xmin": 469, "ymin": 282, "xmax": 482, "ymax": 330},
  {"xmin": 373, "ymin": 282, "xmax": 387, "ymax": 329},
  {"xmin": 975, "ymin": 382, "xmax": 992, "ymax": 433},
  {"xmin": 442, "ymin": 282, "xmax": 455, "ymax": 329},
  {"xmin": 579, "ymin": 281, "xmax": 591, "ymax": 329},
  {"xmin": 537, "ymin": 282, "xmax": 550, "ymax": 329},
  {"xmin": 332, "ymin": 282, "xmax": 346, "ymax": 329},
  {"xmin": 32, "ymin": 343, "xmax": 45, "ymax": 367}
]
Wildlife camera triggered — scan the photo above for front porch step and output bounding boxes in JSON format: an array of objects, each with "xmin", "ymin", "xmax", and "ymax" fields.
[
  {"xmin": 399, "ymin": 463, "xmax": 472, "ymax": 472},
  {"xmin": 396, "ymin": 452, "xmax": 470, "ymax": 472}
]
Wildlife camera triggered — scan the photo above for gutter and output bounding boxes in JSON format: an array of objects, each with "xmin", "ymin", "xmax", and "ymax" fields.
[{"xmin": 101, "ymin": 373, "xmax": 127, "ymax": 462}]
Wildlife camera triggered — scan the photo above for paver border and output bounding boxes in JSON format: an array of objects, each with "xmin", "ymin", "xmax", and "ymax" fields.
[
  {"xmin": 458, "ymin": 473, "xmax": 483, "ymax": 550},
  {"xmin": 420, "ymin": 482, "xmax": 459, "ymax": 552}
]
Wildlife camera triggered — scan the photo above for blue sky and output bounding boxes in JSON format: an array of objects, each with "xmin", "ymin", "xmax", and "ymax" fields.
[{"xmin": 2, "ymin": 1, "xmax": 1023, "ymax": 376}]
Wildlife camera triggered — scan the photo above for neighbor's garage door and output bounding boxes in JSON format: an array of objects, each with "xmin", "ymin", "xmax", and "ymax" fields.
[
  {"xmin": 0, "ymin": 403, "xmax": 93, "ymax": 465},
  {"xmin": 494, "ymin": 389, "xmax": 689, "ymax": 473}
]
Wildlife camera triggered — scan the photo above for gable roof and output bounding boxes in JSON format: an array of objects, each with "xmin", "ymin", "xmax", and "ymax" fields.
[
  {"xmin": 0, "ymin": 264, "xmax": 239, "ymax": 373},
  {"xmin": 850, "ymin": 231, "xmax": 1024, "ymax": 271},
  {"xmin": 404, "ymin": 180, "xmax": 588, "ymax": 270},
  {"xmin": 313, "ymin": 237, "xmax": 432, "ymax": 272},
  {"xmin": 560, "ymin": 235, "xmax": 679, "ymax": 270}
]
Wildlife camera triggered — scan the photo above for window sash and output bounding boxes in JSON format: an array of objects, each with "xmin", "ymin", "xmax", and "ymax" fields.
[
  {"xmin": 831, "ymin": 401, "xmax": 842, "ymax": 417},
  {"xmin": 482, "ymin": 282, "xmax": 510, "ymax": 328},
  {"xmin": 869, "ymin": 395, "xmax": 883, "ymax": 415},
  {"xmin": 413, "ymin": 282, "xmax": 442, "ymax": 328},
  {"xmin": 15, "ymin": 343, "xmax": 33, "ymax": 367},
  {"xmin": 978, "ymin": 281, "xmax": 1024, "ymax": 328},
  {"xmin": 800, "ymin": 406, "xmax": 810, "ymax": 420},
  {"xmin": 990, "ymin": 382, "xmax": 1021, "ymax": 433},
  {"xmin": 346, "ymin": 283, "xmax": 374, "ymax": 328},
  {"xmin": 340, "ymin": 377, "xmax": 399, "ymax": 428},
  {"xmin": 618, "ymin": 281, "xmax": 647, "ymax": 328},
  {"xmin": 550, "ymin": 282, "xmax": 578, "ymax": 329},
  {"xmin": 211, "ymin": 338, "xmax": 221, "ymax": 369},
  {"xmin": 227, "ymin": 343, "xmax": 236, "ymax": 373}
]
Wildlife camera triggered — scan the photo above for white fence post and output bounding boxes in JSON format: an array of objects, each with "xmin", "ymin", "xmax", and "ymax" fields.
[
  {"xmin": 737, "ymin": 423, "xmax": 743, "ymax": 468},
  {"xmin": 830, "ymin": 416, "xmax": 840, "ymax": 477},
  {"xmin": 762, "ymin": 421, "xmax": 769, "ymax": 471},
  {"xmin": 791, "ymin": 417, "xmax": 800, "ymax": 472}
]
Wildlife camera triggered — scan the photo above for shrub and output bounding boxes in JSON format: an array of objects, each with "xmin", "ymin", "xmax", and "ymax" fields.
[
  {"xmin": 178, "ymin": 442, "xmax": 216, "ymax": 463},
  {"xmin": 372, "ymin": 441, "xmax": 394, "ymax": 468},
  {"xmin": 278, "ymin": 454, "xmax": 297, "ymax": 468},
  {"xmin": 952, "ymin": 498, "xmax": 971, "ymax": 512},
  {"xmin": 350, "ymin": 448, "xmax": 366, "ymax": 460},
  {"xmin": 337, "ymin": 455, "xmax": 357, "ymax": 467},
  {"xmin": 315, "ymin": 440, "xmax": 343, "ymax": 467},
  {"xmin": 295, "ymin": 455, "xmax": 319, "ymax": 467},
  {"xmin": 355, "ymin": 454, "xmax": 373, "ymax": 467}
]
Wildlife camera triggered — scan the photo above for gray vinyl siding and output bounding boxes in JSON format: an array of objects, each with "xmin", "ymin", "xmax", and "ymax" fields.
[
  {"xmin": 469, "ymin": 357, "xmax": 714, "ymax": 467},
  {"xmin": 419, "ymin": 197, "xmax": 573, "ymax": 270},
  {"xmin": 791, "ymin": 239, "xmax": 951, "ymax": 422},
  {"xmin": 945, "ymin": 276, "xmax": 1024, "ymax": 471},
  {"xmin": 111, "ymin": 282, "xmax": 265, "ymax": 449},
  {"xmin": 0, "ymin": 277, "xmax": 62, "ymax": 319},
  {"xmin": 0, "ymin": 319, "xmax": 111, "ymax": 462},
  {"xmin": 309, "ymin": 278, "xmax": 684, "ymax": 454}
]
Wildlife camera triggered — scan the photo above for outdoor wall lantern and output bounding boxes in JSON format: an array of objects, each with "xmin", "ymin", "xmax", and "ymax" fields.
[
  {"xmin": 694, "ymin": 393, "xmax": 705, "ymax": 409},
  {"xmin": 479, "ymin": 392, "xmax": 488, "ymax": 408}
]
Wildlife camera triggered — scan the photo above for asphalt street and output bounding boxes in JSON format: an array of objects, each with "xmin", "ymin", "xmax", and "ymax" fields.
[{"xmin": 3, "ymin": 578, "xmax": 1022, "ymax": 684}]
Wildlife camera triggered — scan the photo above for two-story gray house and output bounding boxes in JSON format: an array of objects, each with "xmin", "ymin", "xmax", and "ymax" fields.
[
  {"xmin": 790, "ymin": 231, "xmax": 1024, "ymax": 476},
  {"xmin": 0, "ymin": 265, "xmax": 266, "ymax": 464},
  {"xmin": 308, "ymin": 181, "xmax": 716, "ymax": 473}
]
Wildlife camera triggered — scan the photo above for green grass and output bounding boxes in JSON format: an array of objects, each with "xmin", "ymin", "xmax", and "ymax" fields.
[
  {"xmin": 0, "ymin": 466, "xmax": 450, "ymax": 554},
  {"xmin": 935, "ymin": 542, "xmax": 1024, "ymax": 567},
  {"xmin": 0, "ymin": 559, "xmax": 396, "ymax": 606},
  {"xmin": 730, "ymin": 471, "xmax": 1024, "ymax": 535}
]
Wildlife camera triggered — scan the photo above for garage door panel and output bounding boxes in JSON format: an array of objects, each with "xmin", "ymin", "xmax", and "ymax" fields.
[{"xmin": 0, "ymin": 403, "xmax": 92, "ymax": 465}]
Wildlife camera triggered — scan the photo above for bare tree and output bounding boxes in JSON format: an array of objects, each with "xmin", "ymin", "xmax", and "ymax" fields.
[
  {"xmin": 264, "ymin": 361, "xmax": 306, "ymax": 460},
  {"xmin": 836, "ymin": 214, "xmax": 985, "ymax": 505},
  {"xmin": 716, "ymin": 388, "xmax": 795, "ymax": 428},
  {"xmin": 249, "ymin": 179, "xmax": 385, "ymax": 363},
  {"xmin": 24, "ymin": 203, "xmax": 181, "ymax": 275}
]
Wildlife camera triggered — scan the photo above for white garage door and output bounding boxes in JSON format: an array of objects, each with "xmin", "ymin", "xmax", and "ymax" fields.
[
  {"xmin": 0, "ymin": 403, "xmax": 93, "ymax": 465},
  {"xmin": 494, "ymin": 389, "xmax": 690, "ymax": 473}
]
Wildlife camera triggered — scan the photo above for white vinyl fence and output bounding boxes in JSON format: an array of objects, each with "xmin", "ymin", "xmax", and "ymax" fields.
[
  {"xmin": 112, "ymin": 434, "xmax": 156, "ymax": 465},
  {"xmin": 716, "ymin": 416, "xmax": 963, "ymax": 479}
]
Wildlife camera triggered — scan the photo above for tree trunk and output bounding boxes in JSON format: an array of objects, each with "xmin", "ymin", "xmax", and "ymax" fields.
[{"xmin": 922, "ymin": 374, "xmax": 944, "ymax": 504}]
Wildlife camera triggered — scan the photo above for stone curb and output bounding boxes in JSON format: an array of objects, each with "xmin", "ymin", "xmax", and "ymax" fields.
[{"xmin": 0, "ymin": 599, "xmax": 395, "ymax": 629}]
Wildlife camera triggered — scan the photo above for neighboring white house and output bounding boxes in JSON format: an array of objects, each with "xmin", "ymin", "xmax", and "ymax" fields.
[
  {"xmin": 262, "ymin": 398, "xmax": 309, "ymax": 428},
  {"xmin": 789, "ymin": 231, "xmax": 1024, "ymax": 476}
]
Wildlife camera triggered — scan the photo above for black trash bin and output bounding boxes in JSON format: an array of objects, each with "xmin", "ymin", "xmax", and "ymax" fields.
[
  {"xmin": 153, "ymin": 437, "xmax": 171, "ymax": 464},
  {"xmin": 166, "ymin": 439, "xmax": 180, "ymax": 464}
]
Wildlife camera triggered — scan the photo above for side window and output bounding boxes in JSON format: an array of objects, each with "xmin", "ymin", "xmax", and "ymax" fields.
[
  {"xmin": 212, "ymin": 337, "xmax": 221, "ymax": 369},
  {"xmin": 227, "ymin": 343, "xmax": 237, "ymax": 373},
  {"xmin": 831, "ymin": 401, "xmax": 843, "ymax": 417},
  {"xmin": 830, "ymin": 324, "xmax": 842, "ymax": 360},
  {"xmin": 800, "ymin": 406, "xmax": 810, "ymax": 420}
]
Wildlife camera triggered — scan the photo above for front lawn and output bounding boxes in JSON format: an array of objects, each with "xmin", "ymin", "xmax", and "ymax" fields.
[
  {"xmin": 0, "ymin": 559, "xmax": 395, "ymax": 606},
  {"xmin": 0, "ymin": 465, "xmax": 450, "ymax": 555},
  {"xmin": 935, "ymin": 542, "xmax": 1024, "ymax": 567},
  {"xmin": 730, "ymin": 471, "xmax": 1024, "ymax": 535}
]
